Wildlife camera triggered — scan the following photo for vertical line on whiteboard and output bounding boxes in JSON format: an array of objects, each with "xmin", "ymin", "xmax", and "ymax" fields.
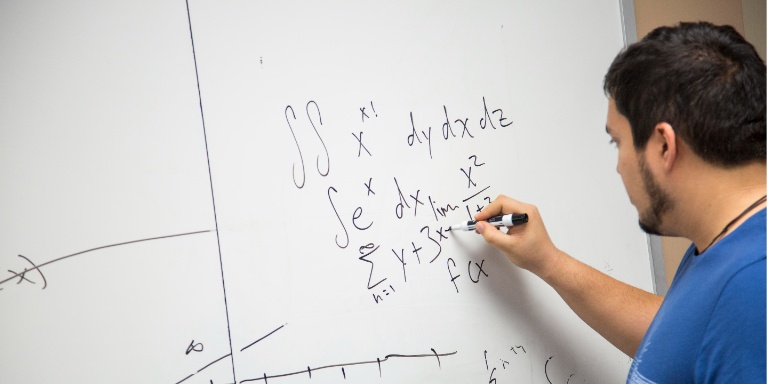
[{"xmin": 185, "ymin": 0, "xmax": 237, "ymax": 382}]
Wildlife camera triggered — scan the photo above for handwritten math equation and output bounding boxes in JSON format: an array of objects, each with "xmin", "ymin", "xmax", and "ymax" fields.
[{"xmin": 283, "ymin": 96, "xmax": 513, "ymax": 304}]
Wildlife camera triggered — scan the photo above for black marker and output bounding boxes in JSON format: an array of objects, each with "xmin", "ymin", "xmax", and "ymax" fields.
[{"xmin": 449, "ymin": 213, "xmax": 528, "ymax": 231}]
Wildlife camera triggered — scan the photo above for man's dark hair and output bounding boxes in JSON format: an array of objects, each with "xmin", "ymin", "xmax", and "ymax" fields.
[{"xmin": 604, "ymin": 22, "xmax": 766, "ymax": 167}]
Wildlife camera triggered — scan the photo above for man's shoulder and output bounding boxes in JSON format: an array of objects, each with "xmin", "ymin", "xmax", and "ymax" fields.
[{"xmin": 705, "ymin": 208, "xmax": 766, "ymax": 268}]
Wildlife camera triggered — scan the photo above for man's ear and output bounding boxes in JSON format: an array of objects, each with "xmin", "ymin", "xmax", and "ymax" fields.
[{"xmin": 653, "ymin": 122, "xmax": 678, "ymax": 172}]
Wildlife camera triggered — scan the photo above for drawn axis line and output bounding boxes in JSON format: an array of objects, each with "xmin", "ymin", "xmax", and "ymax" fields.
[
  {"xmin": 175, "ymin": 324, "xmax": 287, "ymax": 384},
  {"xmin": 185, "ymin": 0, "xmax": 238, "ymax": 382},
  {"xmin": 0, "ymin": 230, "xmax": 215, "ymax": 287},
  {"xmin": 240, "ymin": 349, "xmax": 457, "ymax": 383}
]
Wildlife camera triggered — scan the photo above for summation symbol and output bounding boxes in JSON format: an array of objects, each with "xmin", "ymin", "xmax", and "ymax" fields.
[{"xmin": 358, "ymin": 243, "xmax": 386, "ymax": 290}]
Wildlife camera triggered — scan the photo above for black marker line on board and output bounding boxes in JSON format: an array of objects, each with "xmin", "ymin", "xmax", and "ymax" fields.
[
  {"xmin": 0, "ymin": 230, "xmax": 213, "ymax": 288},
  {"xmin": 198, "ymin": 353, "xmax": 232, "ymax": 373},
  {"xmin": 430, "ymin": 348, "xmax": 441, "ymax": 367},
  {"xmin": 174, "ymin": 352, "xmax": 233, "ymax": 383},
  {"xmin": 285, "ymin": 105, "xmax": 306, "ymax": 188},
  {"xmin": 462, "ymin": 185, "xmax": 491, "ymax": 203},
  {"xmin": 241, "ymin": 324, "xmax": 287, "ymax": 352},
  {"xmin": 176, "ymin": 374, "xmax": 194, "ymax": 384},
  {"xmin": 184, "ymin": 1, "xmax": 237, "ymax": 382},
  {"xmin": 545, "ymin": 355, "xmax": 555, "ymax": 384},
  {"xmin": 239, "ymin": 350, "xmax": 457, "ymax": 383},
  {"xmin": 306, "ymin": 100, "xmax": 330, "ymax": 177}
]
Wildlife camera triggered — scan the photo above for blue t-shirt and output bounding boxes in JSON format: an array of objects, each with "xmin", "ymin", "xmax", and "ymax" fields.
[{"xmin": 627, "ymin": 209, "xmax": 767, "ymax": 383}]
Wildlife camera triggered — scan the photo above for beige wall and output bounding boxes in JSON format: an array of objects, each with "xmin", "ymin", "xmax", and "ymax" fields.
[
  {"xmin": 742, "ymin": 0, "xmax": 767, "ymax": 61},
  {"xmin": 633, "ymin": 0, "xmax": 766, "ymax": 288},
  {"xmin": 635, "ymin": 0, "xmax": 766, "ymax": 61},
  {"xmin": 635, "ymin": 0, "xmax": 745, "ymax": 37}
]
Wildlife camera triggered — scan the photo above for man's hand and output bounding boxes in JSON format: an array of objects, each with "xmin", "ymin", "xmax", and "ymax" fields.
[{"xmin": 475, "ymin": 195, "xmax": 562, "ymax": 277}]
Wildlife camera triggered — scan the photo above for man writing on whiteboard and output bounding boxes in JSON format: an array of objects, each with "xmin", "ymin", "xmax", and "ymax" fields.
[{"xmin": 475, "ymin": 22, "xmax": 766, "ymax": 383}]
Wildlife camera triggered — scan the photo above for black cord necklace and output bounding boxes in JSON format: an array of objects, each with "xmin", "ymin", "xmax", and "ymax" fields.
[{"xmin": 698, "ymin": 194, "xmax": 767, "ymax": 255}]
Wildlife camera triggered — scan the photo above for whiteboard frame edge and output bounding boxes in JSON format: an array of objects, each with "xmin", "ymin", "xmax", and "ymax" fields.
[
  {"xmin": 618, "ymin": 0, "xmax": 669, "ymax": 296},
  {"xmin": 619, "ymin": 0, "xmax": 638, "ymax": 46},
  {"xmin": 647, "ymin": 235, "xmax": 668, "ymax": 295}
]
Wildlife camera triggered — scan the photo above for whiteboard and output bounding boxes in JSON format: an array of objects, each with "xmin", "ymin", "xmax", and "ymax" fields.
[{"xmin": 0, "ymin": 1, "xmax": 654, "ymax": 383}]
